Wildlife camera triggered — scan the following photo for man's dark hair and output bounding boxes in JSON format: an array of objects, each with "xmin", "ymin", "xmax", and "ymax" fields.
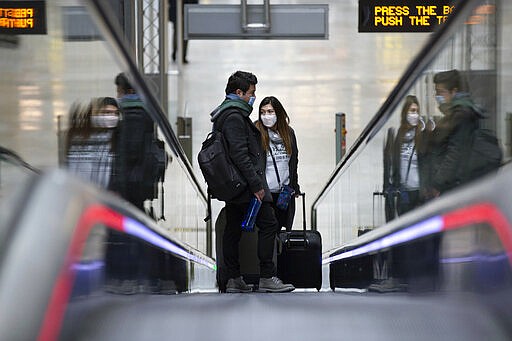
[
  {"xmin": 101, "ymin": 96, "xmax": 119, "ymax": 108},
  {"xmin": 433, "ymin": 69, "xmax": 464, "ymax": 91},
  {"xmin": 115, "ymin": 72, "xmax": 135, "ymax": 93},
  {"xmin": 225, "ymin": 71, "xmax": 258, "ymax": 94}
]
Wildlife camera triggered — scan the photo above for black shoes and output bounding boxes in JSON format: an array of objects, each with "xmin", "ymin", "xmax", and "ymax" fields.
[
  {"xmin": 368, "ymin": 278, "xmax": 408, "ymax": 293},
  {"xmin": 171, "ymin": 51, "xmax": 188, "ymax": 64},
  {"xmin": 226, "ymin": 276, "xmax": 253, "ymax": 293},
  {"xmin": 225, "ymin": 276, "xmax": 295, "ymax": 293},
  {"xmin": 105, "ymin": 279, "xmax": 178, "ymax": 295}
]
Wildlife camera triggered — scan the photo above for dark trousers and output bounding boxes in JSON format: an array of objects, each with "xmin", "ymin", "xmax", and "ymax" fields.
[
  {"xmin": 223, "ymin": 201, "xmax": 278, "ymax": 279},
  {"xmin": 105, "ymin": 195, "xmax": 158, "ymax": 285},
  {"xmin": 270, "ymin": 192, "xmax": 296, "ymax": 231},
  {"xmin": 171, "ymin": 21, "xmax": 188, "ymax": 62}
]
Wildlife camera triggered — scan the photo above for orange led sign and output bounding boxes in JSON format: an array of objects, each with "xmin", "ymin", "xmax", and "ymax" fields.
[
  {"xmin": 0, "ymin": 1, "xmax": 46, "ymax": 34},
  {"xmin": 359, "ymin": 0, "xmax": 456, "ymax": 32}
]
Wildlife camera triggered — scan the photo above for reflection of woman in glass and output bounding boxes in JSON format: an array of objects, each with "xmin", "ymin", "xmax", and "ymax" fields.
[
  {"xmin": 65, "ymin": 97, "xmax": 120, "ymax": 190},
  {"xmin": 392, "ymin": 95, "xmax": 426, "ymax": 215}
]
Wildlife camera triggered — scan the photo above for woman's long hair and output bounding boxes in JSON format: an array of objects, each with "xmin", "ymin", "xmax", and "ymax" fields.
[
  {"xmin": 255, "ymin": 96, "xmax": 292, "ymax": 155},
  {"xmin": 66, "ymin": 100, "xmax": 93, "ymax": 151},
  {"xmin": 65, "ymin": 97, "xmax": 118, "ymax": 152}
]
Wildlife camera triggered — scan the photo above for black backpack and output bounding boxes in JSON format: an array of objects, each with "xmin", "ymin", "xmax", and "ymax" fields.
[
  {"xmin": 198, "ymin": 110, "xmax": 247, "ymax": 202},
  {"xmin": 459, "ymin": 124, "xmax": 502, "ymax": 184},
  {"xmin": 118, "ymin": 101, "xmax": 169, "ymax": 201}
]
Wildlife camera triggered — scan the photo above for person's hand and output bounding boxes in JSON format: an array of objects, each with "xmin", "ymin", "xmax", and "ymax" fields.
[
  {"xmin": 254, "ymin": 189, "xmax": 265, "ymax": 201},
  {"xmin": 424, "ymin": 188, "xmax": 440, "ymax": 200},
  {"xmin": 431, "ymin": 188, "xmax": 440, "ymax": 198}
]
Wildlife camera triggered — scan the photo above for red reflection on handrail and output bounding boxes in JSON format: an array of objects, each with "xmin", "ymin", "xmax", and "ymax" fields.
[
  {"xmin": 37, "ymin": 204, "xmax": 123, "ymax": 341},
  {"xmin": 443, "ymin": 202, "xmax": 512, "ymax": 265}
]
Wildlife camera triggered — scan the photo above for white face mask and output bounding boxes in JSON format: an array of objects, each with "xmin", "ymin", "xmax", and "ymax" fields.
[
  {"xmin": 260, "ymin": 114, "xmax": 277, "ymax": 128},
  {"xmin": 91, "ymin": 115, "xmax": 119, "ymax": 128},
  {"xmin": 406, "ymin": 112, "xmax": 420, "ymax": 126},
  {"xmin": 435, "ymin": 95, "xmax": 446, "ymax": 105}
]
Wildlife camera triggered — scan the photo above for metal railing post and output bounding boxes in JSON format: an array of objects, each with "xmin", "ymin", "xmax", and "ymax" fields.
[{"xmin": 241, "ymin": 0, "xmax": 271, "ymax": 32}]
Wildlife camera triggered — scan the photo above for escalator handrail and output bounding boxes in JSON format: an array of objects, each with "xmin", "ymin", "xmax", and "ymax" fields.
[
  {"xmin": 84, "ymin": 0, "xmax": 207, "ymax": 203},
  {"xmin": 311, "ymin": 0, "xmax": 480, "ymax": 228},
  {"xmin": 0, "ymin": 146, "xmax": 40, "ymax": 174}
]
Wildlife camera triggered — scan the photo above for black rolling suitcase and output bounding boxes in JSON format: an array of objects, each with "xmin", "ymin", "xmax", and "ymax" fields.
[{"xmin": 277, "ymin": 193, "xmax": 322, "ymax": 291}]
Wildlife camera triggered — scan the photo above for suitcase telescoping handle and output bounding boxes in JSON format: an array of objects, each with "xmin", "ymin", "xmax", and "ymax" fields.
[
  {"xmin": 283, "ymin": 192, "xmax": 309, "ymax": 248},
  {"xmin": 300, "ymin": 192, "xmax": 306, "ymax": 232}
]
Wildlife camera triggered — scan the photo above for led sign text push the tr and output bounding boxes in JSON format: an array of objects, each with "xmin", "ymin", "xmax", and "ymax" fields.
[{"xmin": 359, "ymin": 0, "xmax": 456, "ymax": 32}]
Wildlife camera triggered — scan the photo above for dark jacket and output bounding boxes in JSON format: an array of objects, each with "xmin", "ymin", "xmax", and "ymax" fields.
[
  {"xmin": 168, "ymin": 0, "xmax": 198, "ymax": 22},
  {"xmin": 428, "ymin": 93, "xmax": 483, "ymax": 193},
  {"xmin": 287, "ymin": 127, "xmax": 301, "ymax": 194},
  {"xmin": 116, "ymin": 95, "xmax": 156, "ymax": 205},
  {"xmin": 210, "ymin": 98, "xmax": 272, "ymax": 204}
]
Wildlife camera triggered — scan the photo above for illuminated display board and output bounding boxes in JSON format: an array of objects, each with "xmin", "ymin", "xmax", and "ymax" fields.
[
  {"xmin": 0, "ymin": 1, "xmax": 46, "ymax": 34},
  {"xmin": 359, "ymin": 0, "xmax": 456, "ymax": 32}
]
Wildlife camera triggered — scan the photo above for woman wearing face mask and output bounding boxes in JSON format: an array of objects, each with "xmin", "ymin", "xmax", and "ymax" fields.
[
  {"xmin": 255, "ymin": 96, "xmax": 300, "ymax": 231},
  {"xmin": 392, "ymin": 95, "xmax": 427, "ymax": 215},
  {"xmin": 65, "ymin": 97, "xmax": 121, "ymax": 190}
]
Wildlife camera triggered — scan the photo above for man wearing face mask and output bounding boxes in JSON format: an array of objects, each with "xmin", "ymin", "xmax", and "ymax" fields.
[
  {"xmin": 115, "ymin": 72, "xmax": 160, "ymax": 210},
  {"xmin": 427, "ymin": 69, "xmax": 485, "ymax": 197},
  {"xmin": 392, "ymin": 95, "xmax": 427, "ymax": 215},
  {"xmin": 110, "ymin": 73, "xmax": 173, "ymax": 295},
  {"xmin": 211, "ymin": 71, "xmax": 295, "ymax": 293}
]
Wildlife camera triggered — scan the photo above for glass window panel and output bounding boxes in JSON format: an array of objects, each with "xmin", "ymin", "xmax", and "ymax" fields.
[
  {"xmin": 315, "ymin": 0, "xmax": 505, "ymax": 255},
  {"xmin": 0, "ymin": 1, "xmax": 208, "ymax": 254}
]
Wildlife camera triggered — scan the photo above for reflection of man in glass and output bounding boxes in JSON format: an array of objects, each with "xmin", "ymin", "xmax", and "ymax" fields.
[
  {"xmin": 427, "ymin": 69, "xmax": 484, "ymax": 197},
  {"xmin": 168, "ymin": 0, "xmax": 198, "ymax": 63},
  {"xmin": 115, "ymin": 72, "xmax": 156, "ymax": 210}
]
